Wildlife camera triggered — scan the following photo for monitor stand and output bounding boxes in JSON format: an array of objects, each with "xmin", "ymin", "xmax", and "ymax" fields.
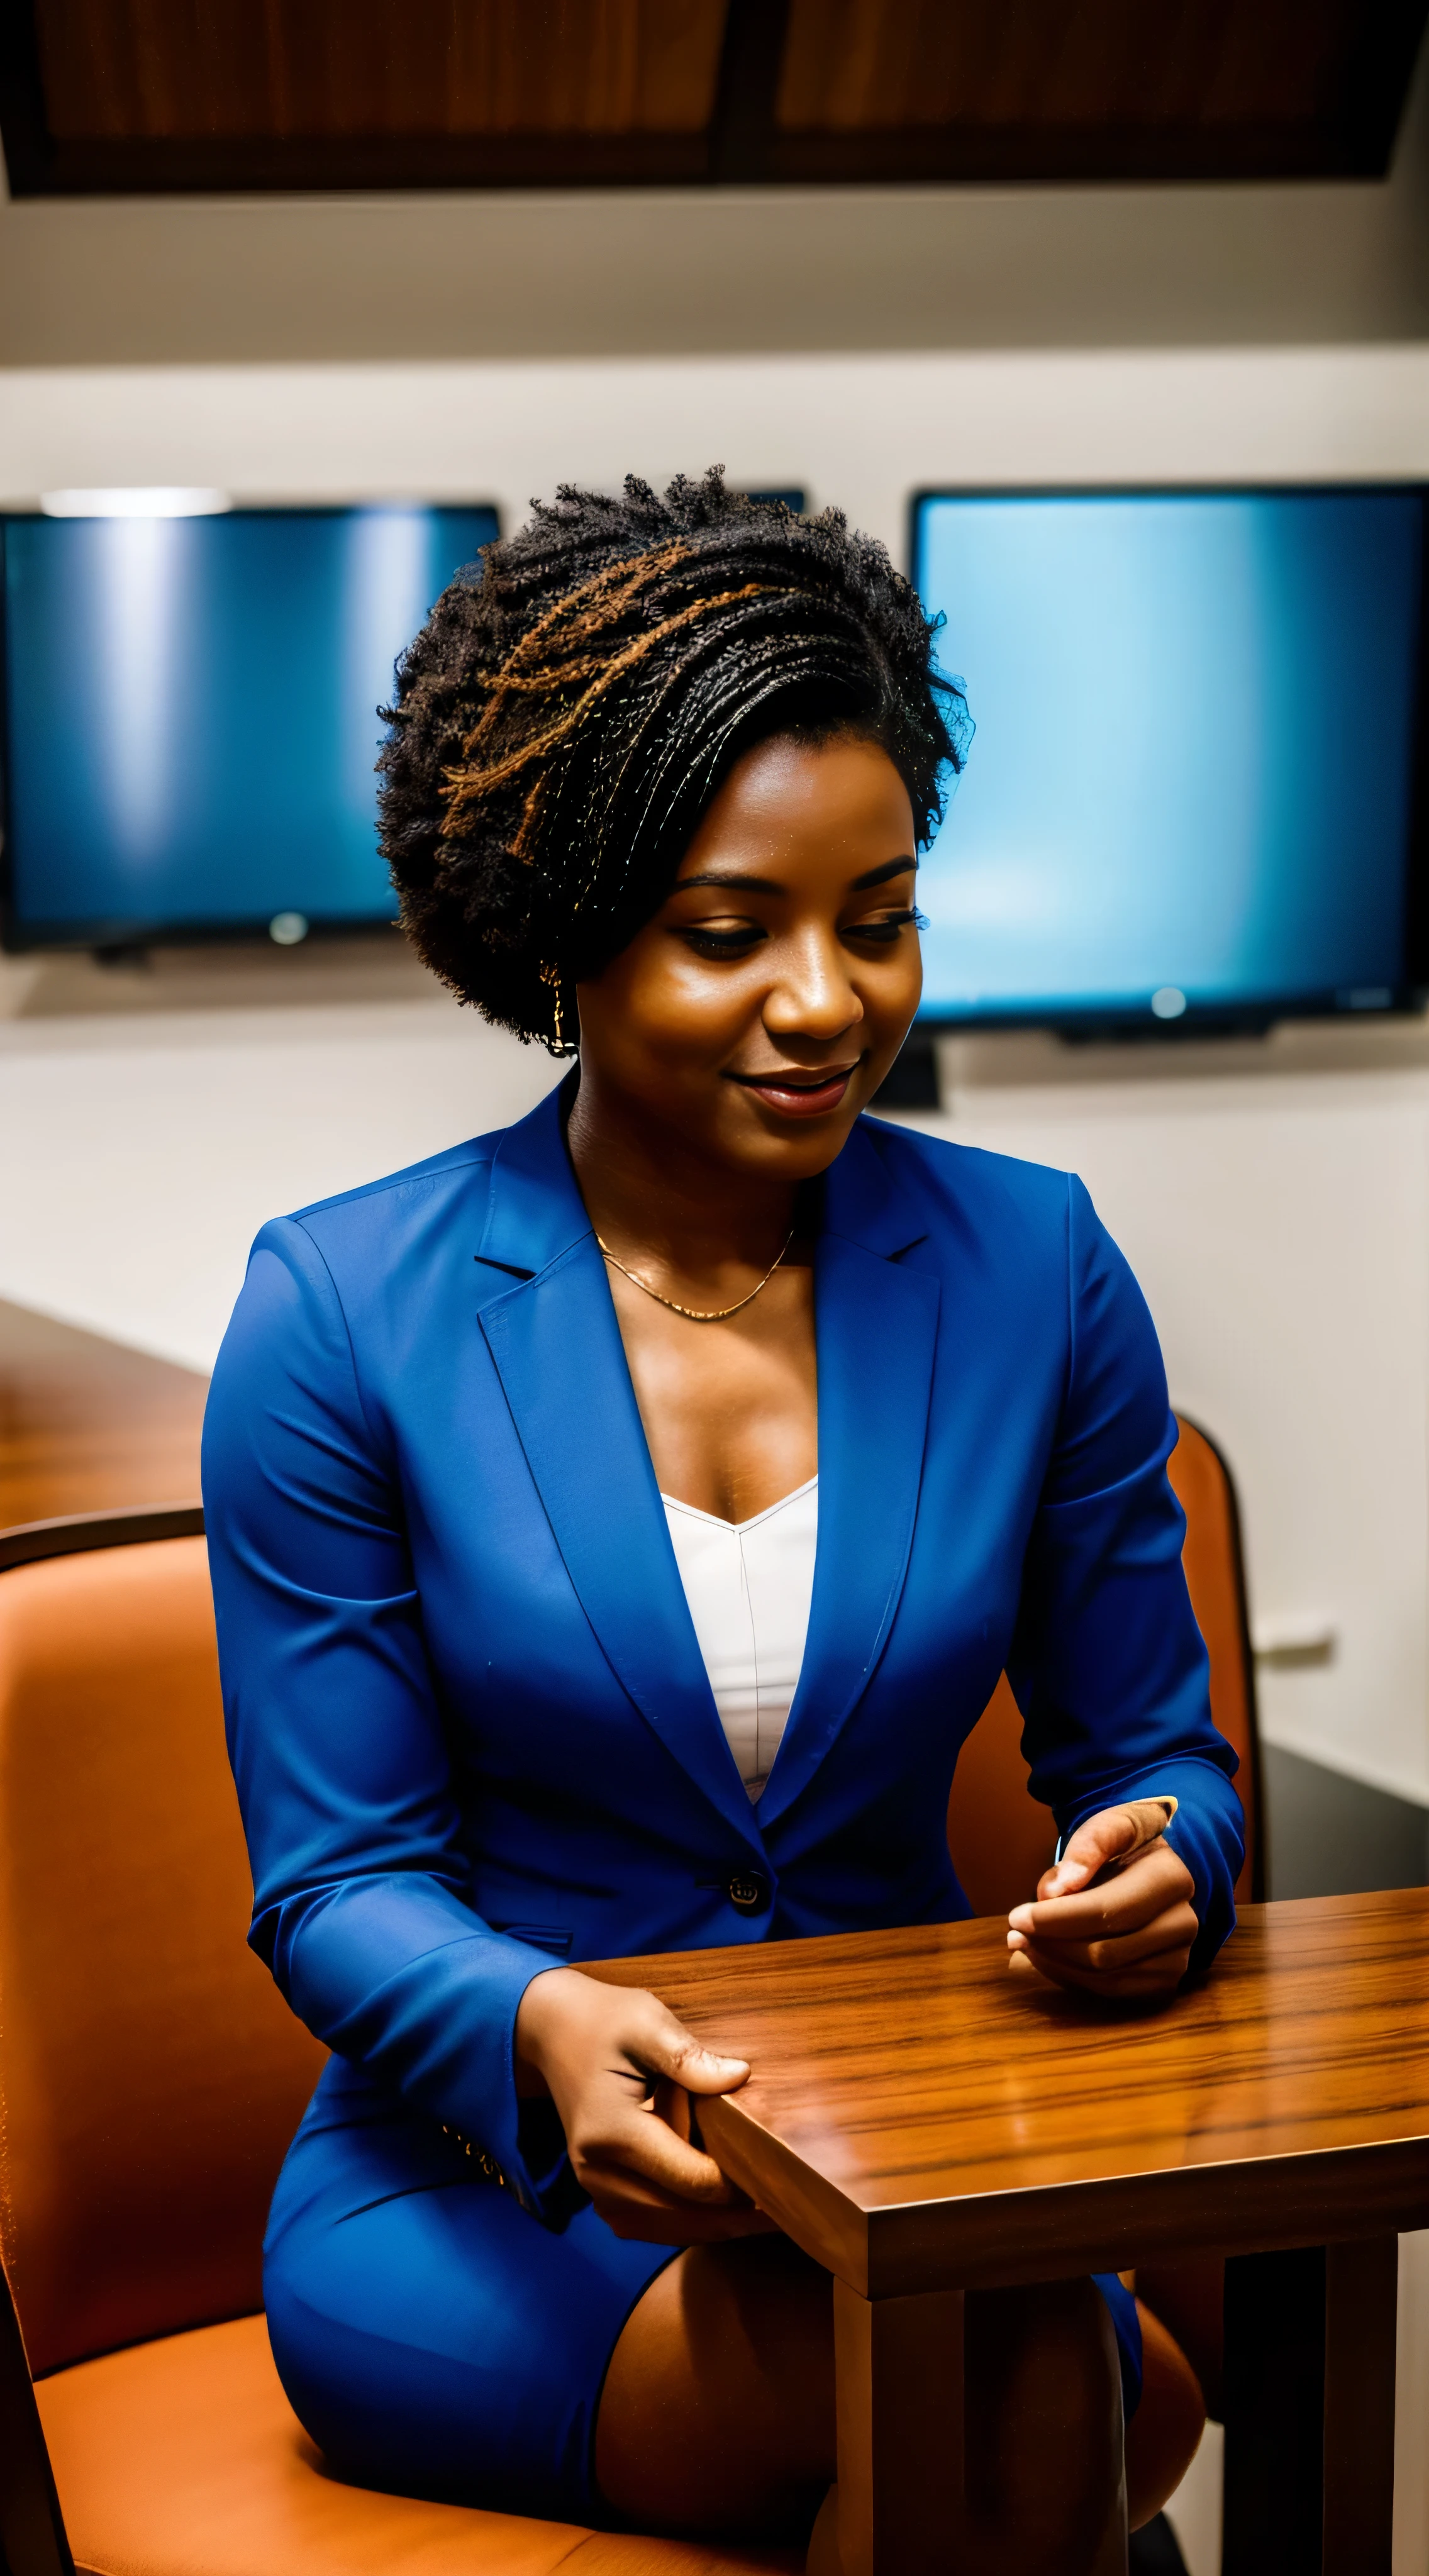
[{"xmin": 871, "ymin": 1033, "xmax": 940, "ymax": 1108}]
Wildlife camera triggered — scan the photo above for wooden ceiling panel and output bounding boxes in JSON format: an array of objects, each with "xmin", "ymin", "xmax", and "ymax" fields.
[
  {"xmin": 33, "ymin": 0, "xmax": 728, "ymax": 141},
  {"xmin": 1, "ymin": 0, "xmax": 1423, "ymax": 192},
  {"xmin": 774, "ymin": 0, "xmax": 1424, "ymax": 177}
]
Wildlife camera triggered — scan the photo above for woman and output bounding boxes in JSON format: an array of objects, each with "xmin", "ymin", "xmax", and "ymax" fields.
[{"xmin": 204, "ymin": 473, "xmax": 1242, "ymax": 2572}]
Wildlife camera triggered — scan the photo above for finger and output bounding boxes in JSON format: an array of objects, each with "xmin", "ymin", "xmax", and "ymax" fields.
[
  {"xmin": 1007, "ymin": 1903, "xmax": 1199, "ymax": 1972},
  {"xmin": 599, "ymin": 2205, "xmax": 779, "ymax": 2245},
  {"xmin": 575, "ymin": 2146, "xmax": 776, "ymax": 2241},
  {"xmin": 1006, "ymin": 1928, "xmax": 1196, "ymax": 1976},
  {"xmin": 1012, "ymin": 1847, "xmax": 1193, "ymax": 1942},
  {"xmin": 1037, "ymin": 1807, "xmax": 1143, "ymax": 1897},
  {"xmin": 1007, "ymin": 1937, "xmax": 1191, "ymax": 1983},
  {"xmin": 1009, "ymin": 1939, "xmax": 1191, "ymax": 1997},
  {"xmin": 586, "ymin": 2170, "xmax": 779, "ymax": 2245},
  {"xmin": 625, "ymin": 2003, "xmax": 751, "ymax": 2098},
  {"xmin": 1016, "ymin": 1960, "xmax": 1189, "ymax": 2001},
  {"xmin": 662, "ymin": 2038, "xmax": 752, "ymax": 2097},
  {"xmin": 1009, "ymin": 1950, "xmax": 1189, "ymax": 2000},
  {"xmin": 579, "ymin": 2102, "xmax": 742, "ymax": 2205},
  {"xmin": 1037, "ymin": 1800, "xmax": 1177, "ymax": 1899}
]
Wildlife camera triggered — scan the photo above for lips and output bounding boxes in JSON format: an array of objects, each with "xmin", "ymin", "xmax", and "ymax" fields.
[{"xmin": 730, "ymin": 1064, "xmax": 860, "ymax": 1119}]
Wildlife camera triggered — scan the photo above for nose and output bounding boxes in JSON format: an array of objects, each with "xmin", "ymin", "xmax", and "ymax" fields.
[{"xmin": 762, "ymin": 923, "xmax": 865, "ymax": 1047}]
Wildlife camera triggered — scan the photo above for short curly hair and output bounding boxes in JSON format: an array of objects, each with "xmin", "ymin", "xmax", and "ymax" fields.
[{"xmin": 378, "ymin": 469, "xmax": 970, "ymax": 1053}]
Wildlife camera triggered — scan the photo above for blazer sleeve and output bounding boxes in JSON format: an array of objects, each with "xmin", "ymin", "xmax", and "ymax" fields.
[
  {"xmin": 1006, "ymin": 1175, "xmax": 1245, "ymax": 1972},
  {"xmin": 201, "ymin": 1215, "xmax": 576, "ymax": 2225}
]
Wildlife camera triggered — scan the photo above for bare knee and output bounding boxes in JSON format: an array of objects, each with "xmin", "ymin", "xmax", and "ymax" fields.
[
  {"xmin": 599, "ymin": 2260, "xmax": 1128, "ymax": 2563},
  {"xmin": 595, "ymin": 2235, "xmax": 833, "ymax": 2536},
  {"xmin": 965, "ymin": 2277, "xmax": 1124, "ymax": 2568},
  {"xmin": 1126, "ymin": 2296, "xmax": 1206, "ymax": 2531}
]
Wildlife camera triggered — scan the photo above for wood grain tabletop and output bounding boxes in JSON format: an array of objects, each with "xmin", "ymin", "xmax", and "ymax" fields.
[
  {"xmin": 0, "ymin": 1300, "xmax": 206, "ymax": 1533},
  {"xmin": 590, "ymin": 1890, "xmax": 1429, "ymax": 2298}
]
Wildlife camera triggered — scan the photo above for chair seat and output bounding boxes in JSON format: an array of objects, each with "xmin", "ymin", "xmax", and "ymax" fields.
[{"xmin": 36, "ymin": 2312, "xmax": 801, "ymax": 2576}]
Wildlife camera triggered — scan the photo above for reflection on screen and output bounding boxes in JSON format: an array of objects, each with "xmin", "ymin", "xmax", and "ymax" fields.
[
  {"xmin": 3, "ymin": 505, "xmax": 498, "ymax": 937},
  {"xmin": 913, "ymin": 489, "xmax": 1425, "ymax": 1025}
]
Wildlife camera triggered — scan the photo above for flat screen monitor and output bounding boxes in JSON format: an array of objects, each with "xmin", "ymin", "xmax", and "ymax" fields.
[
  {"xmin": 910, "ymin": 485, "xmax": 1429, "ymax": 1035},
  {"xmin": 1, "ymin": 502, "xmax": 499, "ymax": 950}
]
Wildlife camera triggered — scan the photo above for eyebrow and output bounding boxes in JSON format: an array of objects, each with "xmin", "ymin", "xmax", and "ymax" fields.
[
  {"xmin": 674, "ymin": 854, "xmax": 918, "ymax": 898},
  {"xmin": 851, "ymin": 855, "xmax": 918, "ymax": 890},
  {"xmin": 676, "ymin": 871, "xmax": 784, "ymax": 895}
]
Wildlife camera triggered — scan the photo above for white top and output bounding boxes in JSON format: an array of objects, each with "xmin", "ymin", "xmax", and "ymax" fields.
[{"xmin": 662, "ymin": 1477, "xmax": 818, "ymax": 1802}]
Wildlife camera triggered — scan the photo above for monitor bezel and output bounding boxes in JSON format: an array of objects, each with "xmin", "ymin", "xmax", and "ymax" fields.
[
  {"xmin": 0, "ymin": 499, "xmax": 500, "ymax": 956},
  {"xmin": 907, "ymin": 479, "xmax": 1429, "ymax": 1040}
]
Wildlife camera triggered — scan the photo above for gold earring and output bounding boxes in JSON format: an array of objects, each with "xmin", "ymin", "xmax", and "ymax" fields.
[{"xmin": 540, "ymin": 960, "xmax": 567, "ymax": 1054}]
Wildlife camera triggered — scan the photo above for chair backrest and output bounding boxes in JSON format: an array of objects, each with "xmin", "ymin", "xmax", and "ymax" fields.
[
  {"xmin": 947, "ymin": 1413, "xmax": 1262, "ymax": 1918},
  {"xmin": 1167, "ymin": 1416, "xmax": 1262, "ymax": 1902},
  {"xmin": 0, "ymin": 1523, "xmax": 325, "ymax": 2379}
]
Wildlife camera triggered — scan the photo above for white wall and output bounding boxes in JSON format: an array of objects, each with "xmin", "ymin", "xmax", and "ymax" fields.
[
  {"xmin": 4, "ymin": 342, "xmax": 1429, "ymax": 543},
  {"xmin": 4, "ymin": 340, "xmax": 1429, "ymax": 1811},
  {"xmin": 0, "ymin": 990, "xmax": 556, "ymax": 1363}
]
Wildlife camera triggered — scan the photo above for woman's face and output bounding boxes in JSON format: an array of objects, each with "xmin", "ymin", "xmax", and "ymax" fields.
[{"xmin": 574, "ymin": 731, "xmax": 922, "ymax": 1181}]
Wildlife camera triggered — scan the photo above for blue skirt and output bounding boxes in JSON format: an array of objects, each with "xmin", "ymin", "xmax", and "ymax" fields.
[{"xmin": 265, "ymin": 2055, "xmax": 1142, "ymax": 2523}]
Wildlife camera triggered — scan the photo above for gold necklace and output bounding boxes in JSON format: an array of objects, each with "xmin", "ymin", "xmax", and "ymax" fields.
[{"xmin": 596, "ymin": 1224, "xmax": 795, "ymax": 1323}]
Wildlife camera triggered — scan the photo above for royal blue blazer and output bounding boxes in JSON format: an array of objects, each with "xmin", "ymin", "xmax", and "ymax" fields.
[{"xmin": 203, "ymin": 1077, "xmax": 1243, "ymax": 2225}]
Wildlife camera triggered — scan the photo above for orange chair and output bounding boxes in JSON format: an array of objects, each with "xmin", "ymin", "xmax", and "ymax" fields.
[
  {"xmin": 947, "ymin": 1412, "xmax": 1262, "ymax": 1918},
  {"xmin": 946, "ymin": 1411, "xmax": 1263, "ymax": 2432},
  {"xmin": 0, "ymin": 1509, "xmax": 798, "ymax": 2576}
]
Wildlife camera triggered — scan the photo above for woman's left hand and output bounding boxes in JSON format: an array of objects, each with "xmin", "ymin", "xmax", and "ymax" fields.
[{"xmin": 1006, "ymin": 1805, "xmax": 1198, "ymax": 1999}]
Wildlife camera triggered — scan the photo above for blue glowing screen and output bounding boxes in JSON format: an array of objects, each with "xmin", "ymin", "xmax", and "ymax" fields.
[
  {"xmin": 912, "ymin": 489, "xmax": 1425, "ymax": 1024},
  {"xmin": 3, "ymin": 504, "xmax": 499, "ymax": 938}
]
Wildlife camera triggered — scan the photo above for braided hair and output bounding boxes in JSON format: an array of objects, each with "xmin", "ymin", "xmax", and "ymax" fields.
[{"xmin": 378, "ymin": 469, "xmax": 970, "ymax": 1052}]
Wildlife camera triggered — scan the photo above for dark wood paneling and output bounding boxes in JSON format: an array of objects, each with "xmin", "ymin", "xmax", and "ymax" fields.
[
  {"xmin": 781, "ymin": 0, "xmax": 1346, "ymax": 136},
  {"xmin": 707, "ymin": 0, "xmax": 790, "ymax": 183},
  {"xmin": 33, "ymin": 0, "xmax": 727, "ymax": 140},
  {"xmin": 0, "ymin": 1300, "xmax": 206, "ymax": 1532},
  {"xmin": 774, "ymin": 0, "xmax": 1427, "ymax": 180},
  {"xmin": 3, "ymin": 0, "xmax": 1423, "ymax": 192}
]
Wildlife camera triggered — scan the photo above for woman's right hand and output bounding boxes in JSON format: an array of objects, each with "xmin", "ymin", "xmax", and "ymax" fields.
[{"xmin": 514, "ymin": 1967, "xmax": 772, "ymax": 2244}]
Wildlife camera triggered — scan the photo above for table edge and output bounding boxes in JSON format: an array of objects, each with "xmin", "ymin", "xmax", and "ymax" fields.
[{"xmin": 701, "ymin": 2097, "xmax": 1429, "ymax": 2299}]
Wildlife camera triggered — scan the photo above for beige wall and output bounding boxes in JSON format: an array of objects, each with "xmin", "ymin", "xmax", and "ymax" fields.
[{"xmin": 1, "ymin": 36, "xmax": 1426, "ymax": 368}]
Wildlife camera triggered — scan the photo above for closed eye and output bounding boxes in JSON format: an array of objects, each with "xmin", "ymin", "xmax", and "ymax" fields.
[
  {"xmin": 680, "ymin": 924, "xmax": 767, "ymax": 958},
  {"xmin": 843, "ymin": 908, "xmax": 928, "ymax": 946},
  {"xmin": 677, "ymin": 907, "xmax": 926, "ymax": 960}
]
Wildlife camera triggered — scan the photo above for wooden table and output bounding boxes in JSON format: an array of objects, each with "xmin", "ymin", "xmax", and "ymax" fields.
[
  {"xmin": 0, "ymin": 1299, "xmax": 206, "ymax": 1533},
  {"xmin": 596, "ymin": 1892, "xmax": 1429, "ymax": 2575}
]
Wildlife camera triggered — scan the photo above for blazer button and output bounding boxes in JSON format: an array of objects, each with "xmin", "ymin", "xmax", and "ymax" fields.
[{"xmin": 727, "ymin": 1869, "xmax": 771, "ymax": 1915}]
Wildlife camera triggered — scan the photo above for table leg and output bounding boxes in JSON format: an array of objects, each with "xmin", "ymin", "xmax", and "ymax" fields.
[
  {"xmin": 1223, "ymin": 2237, "xmax": 1400, "ymax": 2576},
  {"xmin": 1322, "ymin": 2235, "xmax": 1398, "ymax": 2576},
  {"xmin": 830, "ymin": 2275, "xmax": 964, "ymax": 2576},
  {"xmin": 1223, "ymin": 2246, "xmax": 1326, "ymax": 2575}
]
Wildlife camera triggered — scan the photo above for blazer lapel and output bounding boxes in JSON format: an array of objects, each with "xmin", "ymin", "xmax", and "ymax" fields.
[
  {"xmin": 476, "ymin": 1094, "xmax": 762, "ymax": 1852},
  {"xmin": 756, "ymin": 1123, "xmax": 940, "ymax": 1828},
  {"xmin": 474, "ymin": 1092, "xmax": 938, "ymax": 1845}
]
